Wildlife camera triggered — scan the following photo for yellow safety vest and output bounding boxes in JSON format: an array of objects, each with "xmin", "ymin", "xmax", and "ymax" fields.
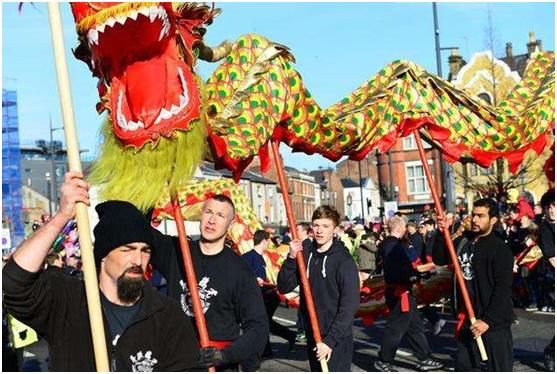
[{"xmin": 7, "ymin": 314, "xmax": 38, "ymax": 349}]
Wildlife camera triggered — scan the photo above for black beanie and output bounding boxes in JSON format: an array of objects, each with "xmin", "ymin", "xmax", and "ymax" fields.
[{"xmin": 93, "ymin": 201, "xmax": 155, "ymax": 268}]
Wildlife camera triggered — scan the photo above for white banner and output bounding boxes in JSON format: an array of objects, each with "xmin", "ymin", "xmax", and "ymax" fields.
[{"xmin": 383, "ymin": 201, "xmax": 399, "ymax": 218}]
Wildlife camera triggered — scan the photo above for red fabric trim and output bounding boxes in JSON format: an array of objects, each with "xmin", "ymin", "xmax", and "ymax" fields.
[
  {"xmin": 207, "ymin": 340, "xmax": 233, "ymax": 350},
  {"xmin": 258, "ymin": 141, "xmax": 271, "ymax": 173},
  {"xmin": 455, "ymin": 312, "xmax": 466, "ymax": 337},
  {"xmin": 400, "ymin": 291, "xmax": 410, "ymax": 312},
  {"xmin": 526, "ymin": 259, "xmax": 540, "ymax": 270},
  {"xmin": 206, "ymin": 115, "xmax": 552, "ymax": 187}
]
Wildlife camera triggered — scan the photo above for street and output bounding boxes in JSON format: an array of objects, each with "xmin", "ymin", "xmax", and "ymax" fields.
[
  {"xmin": 260, "ymin": 305, "xmax": 554, "ymax": 372},
  {"xmin": 16, "ymin": 304, "xmax": 554, "ymax": 372}
]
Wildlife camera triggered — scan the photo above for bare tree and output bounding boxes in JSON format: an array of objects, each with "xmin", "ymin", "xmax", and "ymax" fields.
[{"xmin": 455, "ymin": 156, "xmax": 546, "ymax": 202}]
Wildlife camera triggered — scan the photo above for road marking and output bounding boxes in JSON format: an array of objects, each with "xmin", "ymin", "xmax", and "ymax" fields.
[
  {"xmin": 272, "ymin": 316, "xmax": 413, "ymax": 357},
  {"xmin": 273, "ymin": 316, "xmax": 297, "ymax": 326},
  {"xmin": 533, "ymin": 311, "xmax": 555, "ymax": 315}
]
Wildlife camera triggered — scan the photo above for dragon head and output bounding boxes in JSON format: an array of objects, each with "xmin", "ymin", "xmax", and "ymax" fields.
[{"xmin": 71, "ymin": 2, "xmax": 223, "ymax": 149}]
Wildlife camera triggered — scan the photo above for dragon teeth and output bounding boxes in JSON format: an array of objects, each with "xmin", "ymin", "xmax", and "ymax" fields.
[
  {"xmin": 88, "ymin": 29, "xmax": 99, "ymax": 45},
  {"xmin": 116, "ymin": 14, "xmax": 127, "ymax": 25},
  {"xmin": 105, "ymin": 17, "xmax": 117, "ymax": 28},
  {"xmin": 170, "ymin": 105, "xmax": 181, "ymax": 115},
  {"xmin": 149, "ymin": 6, "xmax": 159, "ymax": 22},
  {"xmin": 138, "ymin": 7, "xmax": 150, "ymax": 17},
  {"xmin": 159, "ymin": 108, "xmax": 173, "ymax": 120},
  {"xmin": 158, "ymin": 27, "xmax": 166, "ymax": 41},
  {"xmin": 129, "ymin": 9, "xmax": 139, "ymax": 21}
]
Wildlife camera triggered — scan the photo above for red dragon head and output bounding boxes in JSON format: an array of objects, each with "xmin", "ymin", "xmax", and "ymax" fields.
[{"xmin": 70, "ymin": 2, "xmax": 224, "ymax": 148}]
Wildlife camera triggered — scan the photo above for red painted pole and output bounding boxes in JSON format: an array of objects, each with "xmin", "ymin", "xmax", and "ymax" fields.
[
  {"xmin": 171, "ymin": 192, "xmax": 215, "ymax": 372},
  {"xmin": 515, "ymin": 246, "xmax": 535, "ymax": 266},
  {"xmin": 413, "ymin": 130, "xmax": 487, "ymax": 361},
  {"xmin": 271, "ymin": 141, "xmax": 329, "ymax": 372}
]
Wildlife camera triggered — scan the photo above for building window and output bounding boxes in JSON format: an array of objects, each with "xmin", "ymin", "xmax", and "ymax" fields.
[
  {"xmin": 403, "ymin": 134, "xmax": 432, "ymax": 150},
  {"xmin": 405, "ymin": 161, "xmax": 431, "ymax": 194},
  {"xmin": 470, "ymin": 164, "xmax": 494, "ymax": 176}
]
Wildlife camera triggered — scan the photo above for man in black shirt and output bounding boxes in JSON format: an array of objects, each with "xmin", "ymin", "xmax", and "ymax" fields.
[
  {"xmin": 150, "ymin": 194, "xmax": 269, "ymax": 371},
  {"xmin": 374, "ymin": 216, "xmax": 443, "ymax": 372},
  {"xmin": 3, "ymin": 172, "xmax": 200, "ymax": 371},
  {"xmin": 243, "ymin": 230, "xmax": 296, "ymax": 361},
  {"xmin": 434, "ymin": 198, "xmax": 514, "ymax": 371},
  {"xmin": 539, "ymin": 189, "xmax": 555, "ymax": 371}
]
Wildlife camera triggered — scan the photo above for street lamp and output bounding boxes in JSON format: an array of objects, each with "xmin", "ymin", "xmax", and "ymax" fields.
[
  {"xmin": 432, "ymin": 2, "xmax": 457, "ymax": 212},
  {"xmin": 347, "ymin": 194, "xmax": 353, "ymax": 220},
  {"xmin": 49, "ymin": 116, "xmax": 64, "ymax": 214},
  {"xmin": 357, "ymin": 160, "xmax": 366, "ymax": 223},
  {"xmin": 45, "ymin": 172, "xmax": 52, "ymax": 216}
]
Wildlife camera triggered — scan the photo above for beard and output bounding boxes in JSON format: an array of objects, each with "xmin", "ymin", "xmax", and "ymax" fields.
[
  {"xmin": 471, "ymin": 224, "xmax": 491, "ymax": 236},
  {"xmin": 117, "ymin": 266, "xmax": 144, "ymax": 304}
]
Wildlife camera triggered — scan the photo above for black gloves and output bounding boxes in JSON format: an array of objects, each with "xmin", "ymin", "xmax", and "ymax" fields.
[{"xmin": 196, "ymin": 346, "xmax": 228, "ymax": 369}]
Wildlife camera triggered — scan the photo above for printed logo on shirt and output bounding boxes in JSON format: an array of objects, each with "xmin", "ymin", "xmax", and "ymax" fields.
[
  {"xmin": 130, "ymin": 350, "xmax": 158, "ymax": 372},
  {"xmin": 179, "ymin": 277, "xmax": 218, "ymax": 317},
  {"xmin": 459, "ymin": 252, "xmax": 475, "ymax": 280}
]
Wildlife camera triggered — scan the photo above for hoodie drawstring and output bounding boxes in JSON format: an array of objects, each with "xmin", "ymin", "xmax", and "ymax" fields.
[
  {"xmin": 306, "ymin": 252, "xmax": 328, "ymax": 279},
  {"xmin": 306, "ymin": 252, "xmax": 313, "ymax": 278}
]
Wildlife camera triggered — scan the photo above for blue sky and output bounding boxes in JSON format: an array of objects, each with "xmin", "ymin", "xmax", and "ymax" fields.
[{"xmin": 2, "ymin": 2, "xmax": 555, "ymax": 171}]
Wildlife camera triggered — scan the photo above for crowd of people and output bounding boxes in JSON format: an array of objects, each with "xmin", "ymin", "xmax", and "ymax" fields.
[{"xmin": 2, "ymin": 171, "xmax": 555, "ymax": 372}]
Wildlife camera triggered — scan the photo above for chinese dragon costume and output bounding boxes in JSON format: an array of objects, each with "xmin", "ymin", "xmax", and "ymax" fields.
[{"xmin": 70, "ymin": 2, "xmax": 555, "ymax": 322}]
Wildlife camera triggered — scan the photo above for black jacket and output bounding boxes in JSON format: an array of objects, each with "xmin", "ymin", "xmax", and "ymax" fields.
[
  {"xmin": 380, "ymin": 236, "xmax": 417, "ymax": 286},
  {"xmin": 432, "ymin": 231, "xmax": 514, "ymax": 330},
  {"xmin": 2, "ymin": 258, "xmax": 199, "ymax": 371},
  {"xmin": 150, "ymin": 231, "xmax": 268, "ymax": 365},
  {"xmin": 277, "ymin": 238, "xmax": 360, "ymax": 348}
]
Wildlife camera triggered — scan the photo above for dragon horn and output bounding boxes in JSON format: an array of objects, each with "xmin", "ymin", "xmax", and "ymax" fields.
[{"xmin": 197, "ymin": 40, "xmax": 233, "ymax": 62}]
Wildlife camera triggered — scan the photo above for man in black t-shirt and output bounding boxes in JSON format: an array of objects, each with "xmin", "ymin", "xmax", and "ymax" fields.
[
  {"xmin": 434, "ymin": 198, "xmax": 514, "ymax": 371},
  {"xmin": 539, "ymin": 189, "xmax": 555, "ymax": 371},
  {"xmin": 243, "ymin": 229, "xmax": 296, "ymax": 362},
  {"xmin": 150, "ymin": 195, "xmax": 269, "ymax": 371}
]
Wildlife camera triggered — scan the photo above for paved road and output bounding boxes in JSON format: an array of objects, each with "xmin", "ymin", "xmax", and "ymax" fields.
[
  {"xmin": 260, "ymin": 305, "xmax": 554, "ymax": 372},
  {"xmin": 14, "ymin": 305, "xmax": 554, "ymax": 371}
]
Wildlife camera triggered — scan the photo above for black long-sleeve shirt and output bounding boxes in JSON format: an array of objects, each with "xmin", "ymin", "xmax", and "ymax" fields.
[
  {"xmin": 2, "ymin": 258, "xmax": 199, "ymax": 371},
  {"xmin": 432, "ymin": 231, "xmax": 514, "ymax": 329},
  {"xmin": 277, "ymin": 238, "xmax": 359, "ymax": 348},
  {"xmin": 149, "ymin": 230, "xmax": 268, "ymax": 364}
]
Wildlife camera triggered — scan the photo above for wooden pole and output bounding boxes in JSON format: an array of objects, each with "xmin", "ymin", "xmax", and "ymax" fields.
[
  {"xmin": 171, "ymin": 193, "xmax": 215, "ymax": 372},
  {"xmin": 413, "ymin": 130, "xmax": 488, "ymax": 361},
  {"xmin": 47, "ymin": 3, "xmax": 109, "ymax": 371},
  {"xmin": 271, "ymin": 141, "xmax": 329, "ymax": 372}
]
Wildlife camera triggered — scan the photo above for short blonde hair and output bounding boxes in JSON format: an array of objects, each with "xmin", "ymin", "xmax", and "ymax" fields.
[{"xmin": 388, "ymin": 216, "xmax": 406, "ymax": 232}]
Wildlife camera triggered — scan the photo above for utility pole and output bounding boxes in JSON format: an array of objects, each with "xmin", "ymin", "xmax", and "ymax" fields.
[
  {"xmin": 358, "ymin": 160, "xmax": 366, "ymax": 223},
  {"xmin": 432, "ymin": 2, "xmax": 456, "ymax": 212},
  {"xmin": 49, "ymin": 115, "xmax": 63, "ymax": 215}
]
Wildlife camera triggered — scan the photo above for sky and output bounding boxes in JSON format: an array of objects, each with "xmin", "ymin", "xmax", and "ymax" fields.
[{"xmin": 2, "ymin": 1, "xmax": 555, "ymax": 171}]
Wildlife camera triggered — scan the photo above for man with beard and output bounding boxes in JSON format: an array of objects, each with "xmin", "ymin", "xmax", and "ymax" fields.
[
  {"xmin": 538, "ymin": 189, "xmax": 555, "ymax": 371},
  {"xmin": 277, "ymin": 206, "xmax": 360, "ymax": 372},
  {"xmin": 2, "ymin": 172, "xmax": 200, "ymax": 371},
  {"xmin": 149, "ymin": 195, "xmax": 269, "ymax": 371},
  {"xmin": 434, "ymin": 198, "xmax": 514, "ymax": 371}
]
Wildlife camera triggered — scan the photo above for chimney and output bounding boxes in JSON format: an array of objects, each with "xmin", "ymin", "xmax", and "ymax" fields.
[
  {"xmin": 527, "ymin": 31, "xmax": 538, "ymax": 53},
  {"xmin": 448, "ymin": 48, "xmax": 465, "ymax": 80},
  {"xmin": 536, "ymin": 39, "xmax": 543, "ymax": 51},
  {"xmin": 505, "ymin": 42, "xmax": 513, "ymax": 58}
]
